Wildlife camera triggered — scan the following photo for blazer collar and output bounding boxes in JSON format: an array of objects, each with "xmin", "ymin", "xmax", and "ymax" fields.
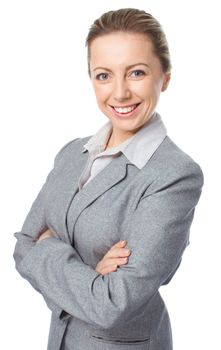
[{"xmin": 81, "ymin": 112, "xmax": 167, "ymax": 169}]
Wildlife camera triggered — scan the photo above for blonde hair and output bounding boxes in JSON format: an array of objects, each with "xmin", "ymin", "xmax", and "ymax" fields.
[{"xmin": 85, "ymin": 8, "xmax": 171, "ymax": 75}]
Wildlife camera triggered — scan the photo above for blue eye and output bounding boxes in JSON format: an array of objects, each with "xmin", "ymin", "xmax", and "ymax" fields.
[
  {"xmin": 131, "ymin": 70, "xmax": 145, "ymax": 77},
  {"xmin": 96, "ymin": 73, "xmax": 109, "ymax": 81}
]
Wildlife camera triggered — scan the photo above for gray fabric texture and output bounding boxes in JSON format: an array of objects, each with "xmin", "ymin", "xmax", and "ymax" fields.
[{"xmin": 13, "ymin": 118, "xmax": 204, "ymax": 350}]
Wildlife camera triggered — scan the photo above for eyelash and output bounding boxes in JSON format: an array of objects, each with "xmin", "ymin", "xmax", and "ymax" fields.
[
  {"xmin": 96, "ymin": 73, "xmax": 109, "ymax": 81},
  {"xmin": 95, "ymin": 69, "xmax": 146, "ymax": 81},
  {"xmin": 130, "ymin": 70, "xmax": 146, "ymax": 78}
]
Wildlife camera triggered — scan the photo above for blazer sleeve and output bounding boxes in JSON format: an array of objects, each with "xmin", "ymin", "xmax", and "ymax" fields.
[
  {"xmin": 14, "ymin": 158, "xmax": 204, "ymax": 330},
  {"xmin": 13, "ymin": 138, "xmax": 80, "ymax": 317}
]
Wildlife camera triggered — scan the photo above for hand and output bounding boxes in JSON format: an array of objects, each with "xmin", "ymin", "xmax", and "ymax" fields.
[
  {"xmin": 37, "ymin": 228, "xmax": 54, "ymax": 242},
  {"xmin": 96, "ymin": 240, "xmax": 131, "ymax": 276}
]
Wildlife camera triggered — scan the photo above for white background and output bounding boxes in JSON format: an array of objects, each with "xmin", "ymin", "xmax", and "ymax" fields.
[{"xmin": 0, "ymin": 0, "xmax": 220, "ymax": 349}]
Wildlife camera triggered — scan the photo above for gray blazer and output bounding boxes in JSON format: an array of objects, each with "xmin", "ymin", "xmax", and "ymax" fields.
[{"xmin": 13, "ymin": 135, "xmax": 204, "ymax": 350}]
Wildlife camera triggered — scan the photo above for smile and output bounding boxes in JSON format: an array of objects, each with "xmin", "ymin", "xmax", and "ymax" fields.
[{"xmin": 111, "ymin": 103, "xmax": 140, "ymax": 114}]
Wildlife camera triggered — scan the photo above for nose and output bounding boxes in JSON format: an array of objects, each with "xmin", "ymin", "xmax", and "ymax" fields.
[{"xmin": 113, "ymin": 78, "xmax": 132, "ymax": 102}]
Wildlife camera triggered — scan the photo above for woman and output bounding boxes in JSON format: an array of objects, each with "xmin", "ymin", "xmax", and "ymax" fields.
[{"xmin": 13, "ymin": 8, "xmax": 204, "ymax": 350}]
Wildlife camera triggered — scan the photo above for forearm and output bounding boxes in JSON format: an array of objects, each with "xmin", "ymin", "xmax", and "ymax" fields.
[
  {"xmin": 15, "ymin": 215, "xmax": 190, "ymax": 331},
  {"xmin": 14, "ymin": 159, "xmax": 204, "ymax": 329},
  {"xmin": 16, "ymin": 237, "xmax": 117, "ymax": 329}
]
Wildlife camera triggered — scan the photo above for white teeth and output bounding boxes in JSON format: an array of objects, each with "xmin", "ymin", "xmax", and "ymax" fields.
[{"xmin": 114, "ymin": 104, "xmax": 137, "ymax": 114}]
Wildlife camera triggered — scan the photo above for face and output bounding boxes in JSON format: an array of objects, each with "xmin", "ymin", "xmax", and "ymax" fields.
[{"xmin": 89, "ymin": 32, "xmax": 171, "ymax": 142}]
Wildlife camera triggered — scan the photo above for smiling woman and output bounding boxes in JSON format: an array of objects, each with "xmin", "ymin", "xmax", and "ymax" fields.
[
  {"xmin": 13, "ymin": 8, "xmax": 204, "ymax": 350},
  {"xmin": 89, "ymin": 31, "xmax": 171, "ymax": 147}
]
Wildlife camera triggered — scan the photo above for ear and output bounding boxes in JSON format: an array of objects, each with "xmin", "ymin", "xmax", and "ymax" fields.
[{"xmin": 161, "ymin": 72, "xmax": 171, "ymax": 92}]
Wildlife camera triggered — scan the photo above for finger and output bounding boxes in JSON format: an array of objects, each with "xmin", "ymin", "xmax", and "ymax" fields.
[
  {"xmin": 43, "ymin": 228, "xmax": 52, "ymax": 235},
  {"xmin": 110, "ymin": 240, "xmax": 127, "ymax": 250},
  {"xmin": 105, "ymin": 247, "xmax": 131, "ymax": 259},
  {"xmin": 96, "ymin": 254, "xmax": 130, "ymax": 275},
  {"xmin": 102, "ymin": 256, "xmax": 129, "ymax": 269},
  {"xmin": 114, "ymin": 257, "xmax": 129, "ymax": 266},
  {"xmin": 97, "ymin": 264, "xmax": 118, "ymax": 276}
]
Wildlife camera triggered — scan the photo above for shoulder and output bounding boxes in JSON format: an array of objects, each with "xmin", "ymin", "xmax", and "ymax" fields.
[
  {"xmin": 53, "ymin": 135, "xmax": 92, "ymax": 164},
  {"xmin": 145, "ymin": 136, "xmax": 204, "ymax": 188}
]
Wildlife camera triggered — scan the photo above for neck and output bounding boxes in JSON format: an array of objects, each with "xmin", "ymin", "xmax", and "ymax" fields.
[{"xmin": 105, "ymin": 128, "xmax": 136, "ymax": 149}]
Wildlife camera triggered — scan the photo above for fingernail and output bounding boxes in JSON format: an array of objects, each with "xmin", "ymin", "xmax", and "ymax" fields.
[{"xmin": 120, "ymin": 240, "xmax": 126, "ymax": 244}]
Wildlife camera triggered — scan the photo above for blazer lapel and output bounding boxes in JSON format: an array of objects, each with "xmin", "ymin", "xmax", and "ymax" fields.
[{"xmin": 64, "ymin": 151, "xmax": 133, "ymax": 243}]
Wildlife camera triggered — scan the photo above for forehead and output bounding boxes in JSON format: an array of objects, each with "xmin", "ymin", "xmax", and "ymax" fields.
[{"xmin": 89, "ymin": 32, "xmax": 157, "ymax": 67}]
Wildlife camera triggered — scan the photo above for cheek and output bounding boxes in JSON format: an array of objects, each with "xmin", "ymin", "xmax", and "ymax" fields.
[
  {"xmin": 93, "ymin": 84, "xmax": 111, "ymax": 103},
  {"xmin": 132, "ymin": 81, "xmax": 153, "ymax": 99},
  {"xmin": 142, "ymin": 81, "xmax": 162, "ymax": 101},
  {"xmin": 153, "ymin": 81, "xmax": 163, "ymax": 98}
]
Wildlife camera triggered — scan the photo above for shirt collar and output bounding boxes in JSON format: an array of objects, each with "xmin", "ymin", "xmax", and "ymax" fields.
[{"xmin": 82, "ymin": 112, "xmax": 167, "ymax": 169}]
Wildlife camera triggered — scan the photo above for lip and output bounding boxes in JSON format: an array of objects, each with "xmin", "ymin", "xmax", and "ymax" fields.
[
  {"xmin": 111, "ymin": 103, "xmax": 140, "ymax": 108},
  {"xmin": 110, "ymin": 103, "xmax": 141, "ymax": 119}
]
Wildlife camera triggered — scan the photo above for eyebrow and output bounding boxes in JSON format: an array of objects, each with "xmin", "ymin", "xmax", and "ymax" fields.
[{"xmin": 92, "ymin": 63, "xmax": 150, "ymax": 72}]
